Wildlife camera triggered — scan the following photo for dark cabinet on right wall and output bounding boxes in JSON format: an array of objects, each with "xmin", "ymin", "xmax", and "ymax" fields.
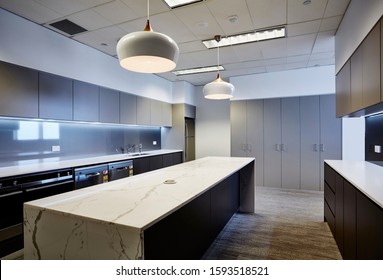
[
  {"xmin": 336, "ymin": 20, "xmax": 382, "ymax": 117},
  {"xmin": 324, "ymin": 163, "xmax": 383, "ymax": 259}
]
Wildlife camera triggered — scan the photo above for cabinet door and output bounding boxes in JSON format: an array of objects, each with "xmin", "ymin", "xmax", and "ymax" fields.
[
  {"xmin": 99, "ymin": 87, "xmax": 119, "ymax": 123},
  {"xmin": 173, "ymin": 152, "xmax": 183, "ymax": 165},
  {"xmin": 335, "ymin": 174, "xmax": 344, "ymax": 255},
  {"xmin": 300, "ymin": 96, "xmax": 320, "ymax": 190},
  {"xmin": 362, "ymin": 22, "xmax": 381, "ymax": 108},
  {"xmin": 320, "ymin": 95, "xmax": 342, "ymax": 190},
  {"xmin": 39, "ymin": 72, "xmax": 73, "ymax": 120},
  {"xmin": 162, "ymin": 153, "xmax": 173, "ymax": 167},
  {"xmin": 343, "ymin": 180, "xmax": 356, "ymax": 260},
  {"xmin": 73, "ymin": 80, "xmax": 99, "ymax": 122},
  {"xmin": 335, "ymin": 61, "xmax": 351, "ymax": 117},
  {"xmin": 120, "ymin": 93, "xmax": 137, "ymax": 124},
  {"xmin": 133, "ymin": 157, "xmax": 150, "ymax": 175},
  {"xmin": 0, "ymin": 61, "xmax": 38, "ymax": 118},
  {"xmin": 281, "ymin": 97, "xmax": 300, "ymax": 189},
  {"xmin": 247, "ymin": 100, "xmax": 264, "ymax": 186},
  {"xmin": 356, "ymin": 191, "xmax": 383, "ymax": 260},
  {"xmin": 230, "ymin": 101, "xmax": 248, "ymax": 157},
  {"xmin": 162, "ymin": 102, "xmax": 172, "ymax": 127},
  {"xmin": 350, "ymin": 46, "xmax": 363, "ymax": 112},
  {"xmin": 149, "ymin": 155, "xmax": 163, "ymax": 171},
  {"xmin": 150, "ymin": 99, "xmax": 162, "ymax": 126},
  {"xmin": 136, "ymin": 96, "xmax": 151, "ymax": 125},
  {"xmin": 263, "ymin": 99, "xmax": 282, "ymax": 188}
]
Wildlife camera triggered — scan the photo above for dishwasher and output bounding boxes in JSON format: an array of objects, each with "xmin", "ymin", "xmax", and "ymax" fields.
[
  {"xmin": 108, "ymin": 160, "xmax": 133, "ymax": 181},
  {"xmin": 0, "ymin": 168, "xmax": 74, "ymax": 258},
  {"xmin": 74, "ymin": 164, "xmax": 109, "ymax": 190}
]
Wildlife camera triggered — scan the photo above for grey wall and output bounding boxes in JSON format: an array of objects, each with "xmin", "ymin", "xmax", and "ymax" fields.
[{"xmin": 0, "ymin": 118, "xmax": 161, "ymax": 165}]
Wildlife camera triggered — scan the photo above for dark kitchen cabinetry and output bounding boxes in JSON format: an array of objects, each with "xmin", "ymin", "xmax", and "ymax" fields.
[
  {"xmin": 162, "ymin": 152, "xmax": 183, "ymax": 167},
  {"xmin": 133, "ymin": 157, "xmax": 150, "ymax": 175},
  {"xmin": 336, "ymin": 61, "xmax": 350, "ymax": 117},
  {"xmin": 99, "ymin": 87, "xmax": 119, "ymax": 123},
  {"xmin": 144, "ymin": 171, "xmax": 240, "ymax": 260},
  {"xmin": 73, "ymin": 80, "xmax": 99, "ymax": 122},
  {"xmin": 336, "ymin": 20, "xmax": 381, "ymax": 117},
  {"xmin": 120, "ymin": 93, "xmax": 137, "ymax": 125},
  {"xmin": 39, "ymin": 72, "xmax": 73, "ymax": 120},
  {"xmin": 324, "ymin": 163, "xmax": 383, "ymax": 259},
  {"xmin": 0, "ymin": 61, "xmax": 38, "ymax": 118},
  {"xmin": 356, "ymin": 191, "xmax": 383, "ymax": 259},
  {"xmin": 134, "ymin": 152, "xmax": 183, "ymax": 175},
  {"xmin": 149, "ymin": 155, "xmax": 163, "ymax": 171}
]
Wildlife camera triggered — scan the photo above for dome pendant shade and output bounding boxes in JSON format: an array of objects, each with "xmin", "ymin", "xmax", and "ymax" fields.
[
  {"xmin": 203, "ymin": 74, "xmax": 235, "ymax": 100},
  {"xmin": 116, "ymin": 20, "xmax": 179, "ymax": 73}
]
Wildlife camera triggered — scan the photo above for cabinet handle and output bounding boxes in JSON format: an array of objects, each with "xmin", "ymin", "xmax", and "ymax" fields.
[
  {"xmin": 275, "ymin": 144, "xmax": 281, "ymax": 151},
  {"xmin": 314, "ymin": 144, "xmax": 318, "ymax": 152},
  {"xmin": 281, "ymin": 144, "xmax": 286, "ymax": 152},
  {"xmin": 320, "ymin": 144, "xmax": 325, "ymax": 152}
]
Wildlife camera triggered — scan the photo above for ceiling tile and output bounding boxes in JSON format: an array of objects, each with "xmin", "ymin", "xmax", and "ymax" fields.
[
  {"xmin": 93, "ymin": 1, "xmax": 138, "ymax": 25},
  {"xmin": 172, "ymin": 2, "xmax": 224, "ymax": 39},
  {"xmin": 0, "ymin": 0, "xmax": 61, "ymax": 23},
  {"xmin": 225, "ymin": 60, "xmax": 265, "ymax": 70},
  {"xmin": 286, "ymin": 54, "xmax": 310, "ymax": 63},
  {"xmin": 307, "ymin": 58, "xmax": 335, "ymax": 67},
  {"xmin": 120, "ymin": 0, "xmax": 170, "ymax": 18},
  {"xmin": 247, "ymin": 0, "xmax": 287, "ymax": 30},
  {"xmin": 34, "ymin": 0, "xmax": 93, "ymax": 16},
  {"xmin": 309, "ymin": 52, "xmax": 334, "ymax": 60},
  {"xmin": 319, "ymin": 16, "xmax": 342, "ymax": 32},
  {"xmin": 287, "ymin": 20, "xmax": 321, "ymax": 37},
  {"xmin": 287, "ymin": 0, "xmax": 327, "ymax": 24},
  {"xmin": 66, "ymin": 9, "xmax": 112, "ymax": 31},
  {"xmin": 258, "ymin": 38, "xmax": 287, "ymax": 59},
  {"xmin": 312, "ymin": 31, "xmax": 335, "ymax": 53},
  {"xmin": 206, "ymin": 0, "xmax": 254, "ymax": 35},
  {"xmin": 287, "ymin": 33, "xmax": 316, "ymax": 56},
  {"xmin": 232, "ymin": 42, "xmax": 263, "ymax": 62},
  {"xmin": 149, "ymin": 11, "xmax": 196, "ymax": 43},
  {"xmin": 178, "ymin": 41, "xmax": 206, "ymax": 53},
  {"xmin": 324, "ymin": 0, "xmax": 350, "ymax": 18}
]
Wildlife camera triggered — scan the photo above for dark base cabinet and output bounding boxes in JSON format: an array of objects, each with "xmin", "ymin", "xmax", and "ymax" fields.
[
  {"xmin": 144, "ymin": 172, "xmax": 240, "ymax": 260},
  {"xmin": 324, "ymin": 163, "xmax": 383, "ymax": 260},
  {"xmin": 134, "ymin": 152, "xmax": 183, "ymax": 175}
]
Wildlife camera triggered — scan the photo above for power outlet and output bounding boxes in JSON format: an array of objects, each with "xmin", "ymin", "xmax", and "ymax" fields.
[
  {"xmin": 374, "ymin": 145, "xmax": 381, "ymax": 154},
  {"xmin": 52, "ymin": 145, "xmax": 60, "ymax": 152},
  {"xmin": 153, "ymin": 141, "xmax": 157, "ymax": 146}
]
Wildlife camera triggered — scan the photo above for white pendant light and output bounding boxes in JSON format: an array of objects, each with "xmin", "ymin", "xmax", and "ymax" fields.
[
  {"xmin": 116, "ymin": 0, "xmax": 179, "ymax": 73},
  {"xmin": 203, "ymin": 35, "xmax": 235, "ymax": 100}
]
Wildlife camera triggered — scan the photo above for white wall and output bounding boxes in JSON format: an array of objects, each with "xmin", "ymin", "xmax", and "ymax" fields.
[
  {"xmin": 342, "ymin": 118, "xmax": 365, "ymax": 161},
  {"xmin": 172, "ymin": 81, "xmax": 196, "ymax": 105},
  {"xmin": 335, "ymin": 0, "xmax": 383, "ymax": 73},
  {"xmin": 230, "ymin": 66, "xmax": 335, "ymax": 100},
  {"xmin": 195, "ymin": 86, "xmax": 231, "ymax": 158},
  {"xmin": 0, "ymin": 8, "xmax": 172, "ymax": 102}
]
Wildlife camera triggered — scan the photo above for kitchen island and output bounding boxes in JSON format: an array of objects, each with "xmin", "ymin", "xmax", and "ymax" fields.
[{"xmin": 23, "ymin": 156, "xmax": 255, "ymax": 260}]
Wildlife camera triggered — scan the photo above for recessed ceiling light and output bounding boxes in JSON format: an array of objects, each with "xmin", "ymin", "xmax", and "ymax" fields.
[
  {"xmin": 202, "ymin": 27, "xmax": 286, "ymax": 49},
  {"xmin": 163, "ymin": 0, "xmax": 202, "ymax": 9},
  {"xmin": 173, "ymin": 65, "xmax": 224, "ymax": 76}
]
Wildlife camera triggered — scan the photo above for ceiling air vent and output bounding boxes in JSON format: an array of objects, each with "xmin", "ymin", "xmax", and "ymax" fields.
[{"xmin": 49, "ymin": 19, "xmax": 87, "ymax": 36}]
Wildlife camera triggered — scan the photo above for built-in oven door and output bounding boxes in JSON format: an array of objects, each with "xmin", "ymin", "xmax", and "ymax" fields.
[
  {"xmin": 74, "ymin": 164, "xmax": 108, "ymax": 189},
  {"xmin": 108, "ymin": 160, "xmax": 133, "ymax": 181}
]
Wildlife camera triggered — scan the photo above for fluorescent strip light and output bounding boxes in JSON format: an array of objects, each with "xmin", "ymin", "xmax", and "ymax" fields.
[
  {"xmin": 202, "ymin": 27, "xmax": 286, "ymax": 49},
  {"xmin": 163, "ymin": 0, "xmax": 202, "ymax": 8},
  {"xmin": 173, "ymin": 65, "xmax": 224, "ymax": 76}
]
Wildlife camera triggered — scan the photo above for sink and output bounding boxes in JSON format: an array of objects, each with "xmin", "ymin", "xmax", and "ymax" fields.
[{"xmin": 129, "ymin": 153, "xmax": 150, "ymax": 157}]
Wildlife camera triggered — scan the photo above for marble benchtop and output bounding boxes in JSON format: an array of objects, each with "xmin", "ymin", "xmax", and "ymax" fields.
[
  {"xmin": 325, "ymin": 160, "xmax": 383, "ymax": 208},
  {"xmin": 24, "ymin": 156, "xmax": 255, "ymax": 233},
  {"xmin": 0, "ymin": 149, "xmax": 182, "ymax": 178}
]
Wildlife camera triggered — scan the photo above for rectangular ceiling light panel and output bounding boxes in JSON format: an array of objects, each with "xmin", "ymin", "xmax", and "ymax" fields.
[
  {"xmin": 203, "ymin": 27, "xmax": 286, "ymax": 49},
  {"xmin": 173, "ymin": 65, "xmax": 224, "ymax": 76},
  {"xmin": 163, "ymin": 0, "xmax": 202, "ymax": 8}
]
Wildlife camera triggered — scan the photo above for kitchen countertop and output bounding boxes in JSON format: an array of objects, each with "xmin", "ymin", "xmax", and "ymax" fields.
[
  {"xmin": 0, "ymin": 149, "xmax": 182, "ymax": 178},
  {"xmin": 325, "ymin": 160, "xmax": 383, "ymax": 208},
  {"xmin": 23, "ymin": 156, "xmax": 255, "ymax": 259}
]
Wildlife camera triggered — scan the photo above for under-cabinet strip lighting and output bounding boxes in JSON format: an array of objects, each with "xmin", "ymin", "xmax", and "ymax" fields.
[
  {"xmin": 172, "ymin": 65, "xmax": 224, "ymax": 76},
  {"xmin": 202, "ymin": 27, "xmax": 286, "ymax": 49},
  {"xmin": 163, "ymin": 0, "xmax": 202, "ymax": 8}
]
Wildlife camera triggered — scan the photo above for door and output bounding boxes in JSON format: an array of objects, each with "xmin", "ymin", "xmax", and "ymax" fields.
[
  {"xmin": 300, "ymin": 96, "xmax": 321, "ymax": 190},
  {"xmin": 263, "ymin": 99, "xmax": 282, "ymax": 188},
  {"xmin": 281, "ymin": 97, "xmax": 301, "ymax": 189},
  {"xmin": 230, "ymin": 101, "xmax": 247, "ymax": 157}
]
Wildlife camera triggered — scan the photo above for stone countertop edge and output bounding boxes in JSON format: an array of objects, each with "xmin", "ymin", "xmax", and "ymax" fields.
[{"xmin": 325, "ymin": 160, "xmax": 383, "ymax": 208}]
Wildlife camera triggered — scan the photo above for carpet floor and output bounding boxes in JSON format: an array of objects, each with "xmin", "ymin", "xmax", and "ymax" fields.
[{"xmin": 202, "ymin": 186, "xmax": 342, "ymax": 260}]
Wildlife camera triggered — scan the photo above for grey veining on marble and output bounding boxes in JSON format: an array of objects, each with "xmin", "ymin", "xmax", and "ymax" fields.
[{"xmin": 23, "ymin": 156, "xmax": 255, "ymax": 259}]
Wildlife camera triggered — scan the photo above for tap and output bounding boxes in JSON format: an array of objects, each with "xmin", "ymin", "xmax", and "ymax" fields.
[{"xmin": 138, "ymin": 144, "xmax": 143, "ymax": 154}]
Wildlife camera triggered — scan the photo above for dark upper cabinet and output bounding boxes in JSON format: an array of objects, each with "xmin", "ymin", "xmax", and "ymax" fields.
[
  {"xmin": 350, "ymin": 46, "xmax": 363, "ymax": 112},
  {"xmin": 362, "ymin": 22, "xmax": 381, "ymax": 108},
  {"xmin": 0, "ymin": 61, "xmax": 38, "ymax": 118},
  {"xmin": 136, "ymin": 96, "xmax": 151, "ymax": 125},
  {"xmin": 99, "ymin": 87, "xmax": 119, "ymax": 123},
  {"xmin": 73, "ymin": 80, "xmax": 99, "ymax": 122},
  {"xmin": 39, "ymin": 72, "xmax": 73, "ymax": 120},
  {"xmin": 336, "ymin": 61, "xmax": 351, "ymax": 117},
  {"xmin": 120, "ymin": 93, "xmax": 137, "ymax": 125}
]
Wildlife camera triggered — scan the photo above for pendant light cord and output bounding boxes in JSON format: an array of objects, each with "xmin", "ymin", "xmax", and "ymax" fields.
[
  {"xmin": 147, "ymin": 0, "xmax": 150, "ymax": 20},
  {"xmin": 215, "ymin": 35, "xmax": 221, "ymax": 77}
]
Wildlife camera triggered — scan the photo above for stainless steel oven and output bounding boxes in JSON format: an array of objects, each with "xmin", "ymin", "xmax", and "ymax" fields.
[
  {"xmin": 108, "ymin": 160, "xmax": 133, "ymax": 181},
  {"xmin": 74, "ymin": 164, "xmax": 109, "ymax": 190}
]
